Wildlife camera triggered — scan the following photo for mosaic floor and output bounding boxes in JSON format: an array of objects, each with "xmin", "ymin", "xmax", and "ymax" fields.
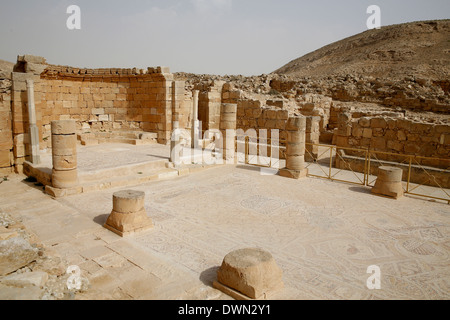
[{"xmin": 1, "ymin": 159, "xmax": 449, "ymax": 299}]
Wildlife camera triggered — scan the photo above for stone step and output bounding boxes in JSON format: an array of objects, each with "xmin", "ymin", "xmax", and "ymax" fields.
[
  {"xmin": 79, "ymin": 159, "xmax": 169, "ymax": 183},
  {"xmin": 79, "ymin": 168, "xmax": 180, "ymax": 194},
  {"xmin": 78, "ymin": 131, "xmax": 158, "ymax": 146}
]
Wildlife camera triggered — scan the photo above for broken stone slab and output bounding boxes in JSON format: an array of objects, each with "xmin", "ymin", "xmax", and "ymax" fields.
[
  {"xmin": 213, "ymin": 248, "xmax": 283, "ymax": 300},
  {"xmin": 1, "ymin": 271, "xmax": 49, "ymax": 288},
  {"xmin": 0, "ymin": 237, "xmax": 39, "ymax": 276},
  {"xmin": 0, "ymin": 283, "xmax": 43, "ymax": 300}
]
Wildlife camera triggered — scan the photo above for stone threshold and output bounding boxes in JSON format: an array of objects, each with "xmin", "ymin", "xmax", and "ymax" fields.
[{"xmin": 23, "ymin": 160, "xmax": 223, "ymax": 198}]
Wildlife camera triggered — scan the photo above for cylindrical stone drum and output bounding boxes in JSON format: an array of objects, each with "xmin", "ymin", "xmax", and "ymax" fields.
[
  {"xmin": 372, "ymin": 166, "xmax": 404, "ymax": 199},
  {"xmin": 284, "ymin": 116, "xmax": 307, "ymax": 172},
  {"xmin": 376, "ymin": 166, "xmax": 403, "ymax": 182},
  {"xmin": 52, "ymin": 169, "xmax": 78, "ymax": 189},
  {"xmin": 220, "ymin": 121, "xmax": 237, "ymax": 130},
  {"xmin": 286, "ymin": 117, "xmax": 306, "ymax": 131},
  {"xmin": 287, "ymin": 131, "xmax": 306, "ymax": 144},
  {"xmin": 51, "ymin": 120, "xmax": 77, "ymax": 135},
  {"xmin": 286, "ymin": 157, "xmax": 305, "ymax": 171},
  {"xmin": 51, "ymin": 120, "xmax": 78, "ymax": 188},
  {"xmin": 113, "ymin": 190, "xmax": 146, "ymax": 214},
  {"xmin": 215, "ymin": 248, "xmax": 284, "ymax": 300},
  {"xmin": 104, "ymin": 190, "xmax": 153, "ymax": 237},
  {"xmin": 52, "ymin": 154, "xmax": 77, "ymax": 171},
  {"xmin": 51, "ymin": 135, "xmax": 77, "ymax": 156},
  {"xmin": 286, "ymin": 142, "xmax": 305, "ymax": 156}
]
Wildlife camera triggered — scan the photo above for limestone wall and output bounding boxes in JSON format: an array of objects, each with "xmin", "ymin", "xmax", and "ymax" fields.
[
  {"xmin": 0, "ymin": 79, "xmax": 13, "ymax": 174},
  {"xmin": 38, "ymin": 66, "xmax": 176, "ymax": 143},
  {"xmin": 335, "ymin": 114, "xmax": 450, "ymax": 168},
  {"xmin": 236, "ymin": 99, "xmax": 289, "ymax": 141},
  {"xmin": 9, "ymin": 55, "xmax": 184, "ymax": 173},
  {"xmin": 196, "ymin": 81, "xmax": 224, "ymax": 133}
]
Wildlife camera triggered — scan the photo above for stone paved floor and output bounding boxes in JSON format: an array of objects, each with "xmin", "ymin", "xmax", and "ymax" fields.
[
  {"xmin": 38, "ymin": 143, "xmax": 171, "ymax": 173},
  {"xmin": 0, "ymin": 162, "xmax": 449, "ymax": 300}
]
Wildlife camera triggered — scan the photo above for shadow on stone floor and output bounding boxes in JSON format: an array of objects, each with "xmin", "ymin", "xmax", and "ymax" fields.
[
  {"xmin": 93, "ymin": 214, "xmax": 109, "ymax": 226},
  {"xmin": 348, "ymin": 186, "xmax": 372, "ymax": 194},
  {"xmin": 199, "ymin": 266, "xmax": 220, "ymax": 287},
  {"xmin": 20, "ymin": 177, "xmax": 47, "ymax": 193},
  {"xmin": 235, "ymin": 165, "xmax": 265, "ymax": 173}
]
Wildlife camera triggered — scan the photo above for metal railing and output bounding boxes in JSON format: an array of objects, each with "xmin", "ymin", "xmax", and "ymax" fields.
[
  {"xmin": 232, "ymin": 137, "xmax": 449, "ymax": 203},
  {"xmin": 305, "ymin": 143, "xmax": 450, "ymax": 203},
  {"xmin": 236, "ymin": 135, "xmax": 286, "ymax": 169}
]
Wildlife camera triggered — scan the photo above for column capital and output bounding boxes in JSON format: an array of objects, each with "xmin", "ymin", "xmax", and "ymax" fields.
[{"xmin": 26, "ymin": 79, "xmax": 34, "ymax": 88}]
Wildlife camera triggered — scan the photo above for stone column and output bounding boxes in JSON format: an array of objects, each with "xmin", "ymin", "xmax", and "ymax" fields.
[
  {"xmin": 26, "ymin": 80, "xmax": 40, "ymax": 164},
  {"xmin": 213, "ymin": 248, "xmax": 284, "ymax": 300},
  {"xmin": 305, "ymin": 116, "xmax": 320, "ymax": 162},
  {"xmin": 170, "ymin": 113, "xmax": 181, "ymax": 166},
  {"xmin": 280, "ymin": 116, "xmax": 308, "ymax": 179},
  {"xmin": 191, "ymin": 90, "xmax": 200, "ymax": 149},
  {"xmin": 220, "ymin": 103, "xmax": 237, "ymax": 162},
  {"xmin": 104, "ymin": 190, "xmax": 153, "ymax": 237},
  {"xmin": 371, "ymin": 166, "xmax": 404, "ymax": 199},
  {"xmin": 51, "ymin": 120, "xmax": 78, "ymax": 189}
]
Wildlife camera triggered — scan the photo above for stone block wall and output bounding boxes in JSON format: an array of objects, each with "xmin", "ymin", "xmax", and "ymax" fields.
[
  {"xmin": 298, "ymin": 94, "xmax": 332, "ymax": 134},
  {"xmin": 335, "ymin": 114, "xmax": 450, "ymax": 168},
  {"xmin": 197, "ymin": 81, "xmax": 225, "ymax": 134},
  {"xmin": 0, "ymin": 79, "xmax": 13, "ymax": 174},
  {"xmin": 8, "ymin": 55, "xmax": 183, "ymax": 173},
  {"xmin": 38, "ymin": 66, "xmax": 175, "ymax": 143},
  {"xmin": 222, "ymin": 83, "xmax": 243, "ymax": 105},
  {"xmin": 236, "ymin": 99, "xmax": 289, "ymax": 141}
]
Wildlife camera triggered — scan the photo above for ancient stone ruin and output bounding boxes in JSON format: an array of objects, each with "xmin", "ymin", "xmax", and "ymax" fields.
[{"xmin": 0, "ymin": 20, "xmax": 449, "ymax": 300}]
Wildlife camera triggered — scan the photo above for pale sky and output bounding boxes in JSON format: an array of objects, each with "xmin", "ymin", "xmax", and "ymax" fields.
[{"xmin": 0, "ymin": 0, "xmax": 449, "ymax": 75}]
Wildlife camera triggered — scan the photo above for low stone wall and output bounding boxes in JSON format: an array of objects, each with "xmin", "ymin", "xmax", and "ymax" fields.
[
  {"xmin": 335, "ymin": 114, "xmax": 449, "ymax": 168},
  {"xmin": 335, "ymin": 153, "xmax": 450, "ymax": 189},
  {"xmin": 236, "ymin": 99, "xmax": 289, "ymax": 135}
]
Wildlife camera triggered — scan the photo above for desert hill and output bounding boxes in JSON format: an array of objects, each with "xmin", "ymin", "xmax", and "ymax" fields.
[{"xmin": 273, "ymin": 20, "xmax": 450, "ymax": 81}]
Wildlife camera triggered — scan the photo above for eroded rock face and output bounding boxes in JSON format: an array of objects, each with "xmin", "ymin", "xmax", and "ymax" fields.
[
  {"xmin": 216, "ymin": 248, "xmax": 283, "ymax": 299},
  {"xmin": 0, "ymin": 237, "xmax": 39, "ymax": 276}
]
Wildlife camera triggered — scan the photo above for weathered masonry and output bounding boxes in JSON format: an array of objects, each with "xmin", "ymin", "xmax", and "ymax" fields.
[{"xmin": 2, "ymin": 55, "xmax": 190, "ymax": 174}]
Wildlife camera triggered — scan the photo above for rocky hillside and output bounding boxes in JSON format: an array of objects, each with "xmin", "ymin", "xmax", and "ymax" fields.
[
  {"xmin": 0, "ymin": 59, "xmax": 14, "ymax": 79},
  {"xmin": 274, "ymin": 20, "xmax": 450, "ymax": 81}
]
